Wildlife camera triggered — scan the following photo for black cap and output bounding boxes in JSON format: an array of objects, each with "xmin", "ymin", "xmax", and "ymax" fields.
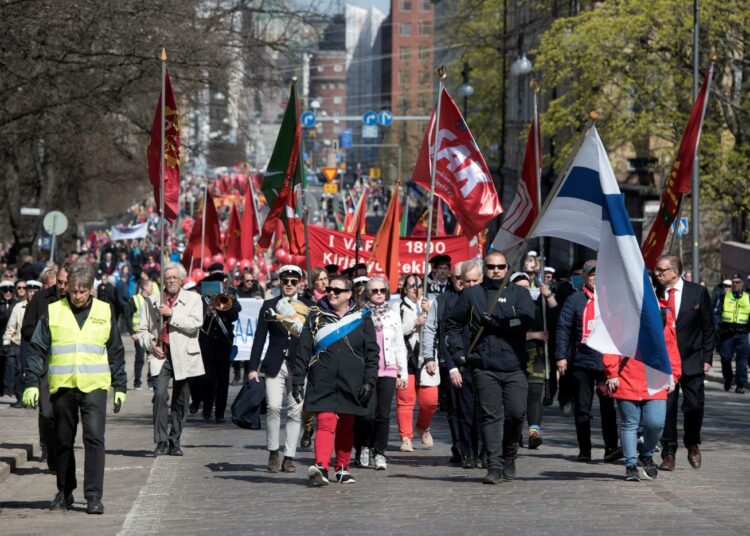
[
  {"xmin": 325, "ymin": 264, "xmax": 339, "ymax": 275},
  {"xmin": 206, "ymin": 262, "xmax": 224, "ymax": 274},
  {"xmin": 430, "ymin": 254, "xmax": 451, "ymax": 267},
  {"xmin": 731, "ymin": 273, "xmax": 744, "ymax": 281},
  {"xmin": 201, "ymin": 271, "xmax": 225, "ymax": 283}
]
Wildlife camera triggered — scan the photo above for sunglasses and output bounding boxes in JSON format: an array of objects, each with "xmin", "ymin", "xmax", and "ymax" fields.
[
  {"xmin": 405, "ymin": 283, "xmax": 419, "ymax": 289},
  {"xmin": 1, "ymin": 288, "xmax": 13, "ymax": 292},
  {"xmin": 326, "ymin": 286, "xmax": 350, "ymax": 295},
  {"xmin": 282, "ymin": 278, "xmax": 299, "ymax": 286},
  {"xmin": 485, "ymin": 263, "xmax": 508, "ymax": 270},
  {"xmin": 15, "ymin": 285, "xmax": 26, "ymax": 289},
  {"xmin": 369, "ymin": 288, "xmax": 387, "ymax": 294}
]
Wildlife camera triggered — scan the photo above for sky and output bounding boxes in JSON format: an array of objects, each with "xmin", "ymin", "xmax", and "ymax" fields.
[{"xmin": 347, "ymin": 0, "xmax": 390, "ymax": 13}]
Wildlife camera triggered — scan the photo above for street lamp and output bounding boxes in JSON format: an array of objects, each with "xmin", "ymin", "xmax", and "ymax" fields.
[
  {"xmin": 509, "ymin": 54, "xmax": 533, "ymax": 77},
  {"xmin": 459, "ymin": 62, "xmax": 474, "ymax": 119}
]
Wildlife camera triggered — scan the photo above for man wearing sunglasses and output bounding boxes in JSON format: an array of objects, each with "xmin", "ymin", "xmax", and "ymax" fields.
[
  {"xmin": 446, "ymin": 251, "xmax": 534, "ymax": 485},
  {"xmin": 248, "ymin": 265, "xmax": 313, "ymax": 473},
  {"xmin": 715, "ymin": 273, "xmax": 749, "ymax": 394}
]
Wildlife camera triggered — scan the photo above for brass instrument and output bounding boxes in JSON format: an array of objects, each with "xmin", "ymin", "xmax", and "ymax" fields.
[{"xmin": 212, "ymin": 292, "xmax": 234, "ymax": 312}]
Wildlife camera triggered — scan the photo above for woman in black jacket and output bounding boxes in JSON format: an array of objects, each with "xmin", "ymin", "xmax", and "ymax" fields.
[{"xmin": 293, "ymin": 276, "xmax": 379, "ymax": 486}]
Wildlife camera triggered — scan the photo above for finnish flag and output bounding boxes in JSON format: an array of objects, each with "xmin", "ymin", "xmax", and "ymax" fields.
[{"xmin": 532, "ymin": 126, "xmax": 671, "ymax": 393}]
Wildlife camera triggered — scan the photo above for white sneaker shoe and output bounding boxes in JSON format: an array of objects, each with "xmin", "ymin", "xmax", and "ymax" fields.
[
  {"xmin": 359, "ymin": 448, "xmax": 371, "ymax": 468},
  {"xmin": 374, "ymin": 454, "xmax": 387, "ymax": 470},
  {"xmin": 400, "ymin": 437, "xmax": 413, "ymax": 452},
  {"xmin": 416, "ymin": 428, "xmax": 434, "ymax": 448}
]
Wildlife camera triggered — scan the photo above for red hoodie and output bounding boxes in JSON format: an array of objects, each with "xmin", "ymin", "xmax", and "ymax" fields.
[{"xmin": 602, "ymin": 298, "xmax": 682, "ymax": 401}]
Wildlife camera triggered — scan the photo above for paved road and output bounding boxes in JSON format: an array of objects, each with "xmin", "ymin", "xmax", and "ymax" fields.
[{"xmin": 1, "ymin": 349, "xmax": 749, "ymax": 535}]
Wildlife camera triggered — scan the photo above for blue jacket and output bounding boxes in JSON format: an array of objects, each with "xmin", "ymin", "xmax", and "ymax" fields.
[{"xmin": 554, "ymin": 290, "xmax": 603, "ymax": 371}]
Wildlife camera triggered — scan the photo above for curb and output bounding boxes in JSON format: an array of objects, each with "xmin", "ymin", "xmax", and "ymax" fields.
[{"xmin": 0, "ymin": 440, "xmax": 42, "ymax": 483}]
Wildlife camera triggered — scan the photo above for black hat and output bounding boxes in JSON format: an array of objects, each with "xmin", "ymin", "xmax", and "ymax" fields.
[
  {"xmin": 206, "ymin": 262, "xmax": 225, "ymax": 274},
  {"xmin": 731, "ymin": 273, "xmax": 744, "ymax": 281},
  {"xmin": 325, "ymin": 264, "xmax": 339, "ymax": 275},
  {"xmin": 430, "ymin": 254, "xmax": 451, "ymax": 267},
  {"xmin": 201, "ymin": 271, "xmax": 226, "ymax": 283}
]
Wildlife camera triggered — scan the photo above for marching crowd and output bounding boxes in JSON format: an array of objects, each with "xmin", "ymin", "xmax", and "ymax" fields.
[{"xmin": 0, "ymin": 242, "xmax": 748, "ymax": 511}]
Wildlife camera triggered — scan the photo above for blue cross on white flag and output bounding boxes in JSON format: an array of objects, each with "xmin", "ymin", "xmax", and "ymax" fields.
[{"xmin": 531, "ymin": 126, "xmax": 671, "ymax": 393}]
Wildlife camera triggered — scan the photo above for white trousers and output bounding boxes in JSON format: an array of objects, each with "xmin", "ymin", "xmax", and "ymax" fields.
[{"xmin": 264, "ymin": 361, "xmax": 303, "ymax": 457}]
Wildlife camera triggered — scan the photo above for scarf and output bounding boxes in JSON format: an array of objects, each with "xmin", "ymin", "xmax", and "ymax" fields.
[
  {"xmin": 581, "ymin": 286, "xmax": 595, "ymax": 344},
  {"xmin": 368, "ymin": 302, "xmax": 391, "ymax": 330}
]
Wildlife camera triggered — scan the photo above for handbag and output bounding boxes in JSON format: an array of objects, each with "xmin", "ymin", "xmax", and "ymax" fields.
[{"xmin": 230, "ymin": 378, "xmax": 266, "ymax": 430}]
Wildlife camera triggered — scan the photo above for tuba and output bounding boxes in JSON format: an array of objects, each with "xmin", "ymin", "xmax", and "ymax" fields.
[{"xmin": 211, "ymin": 292, "xmax": 234, "ymax": 312}]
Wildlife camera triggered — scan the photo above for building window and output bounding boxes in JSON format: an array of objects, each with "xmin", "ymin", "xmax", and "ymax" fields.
[
  {"xmin": 400, "ymin": 46, "xmax": 412, "ymax": 60},
  {"xmin": 419, "ymin": 21, "xmax": 431, "ymax": 35},
  {"xmin": 399, "ymin": 71, "xmax": 411, "ymax": 86},
  {"xmin": 333, "ymin": 96, "xmax": 343, "ymax": 104},
  {"xmin": 420, "ymin": 0, "xmax": 431, "ymax": 11},
  {"xmin": 418, "ymin": 46, "xmax": 429, "ymax": 61},
  {"xmin": 317, "ymin": 65, "xmax": 324, "ymax": 72},
  {"xmin": 399, "ymin": 22, "xmax": 412, "ymax": 36},
  {"xmin": 419, "ymin": 70, "xmax": 431, "ymax": 85},
  {"xmin": 400, "ymin": 0, "xmax": 412, "ymax": 11},
  {"xmin": 334, "ymin": 64, "xmax": 343, "ymax": 72}
]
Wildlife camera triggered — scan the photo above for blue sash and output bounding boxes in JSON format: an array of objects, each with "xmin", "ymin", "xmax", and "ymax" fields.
[{"xmin": 313, "ymin": 308, "xmax": 370, "ymax": 357}]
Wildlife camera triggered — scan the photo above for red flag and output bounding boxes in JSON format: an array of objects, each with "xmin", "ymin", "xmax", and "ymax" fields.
[
  {"xmin": 490, "ymin": 112, "xmax": 540, "ymax": 255},
  {"xmin": 241, "ymin": 186, "xmax": 258, "ymax": 261},
  {"xmin": 345, "ymin": 190, "xmax": 368, "ymax": 235},
  {"xmin": 412, "ymin": 87, "xmax": 502, "ymax": 237},
  {"xmin": 147, "ymin": 69, "xmax": 181, "ymax": 223},
  {"xmin": 182, "ymin": 191, "xmax": 222, "ymax": 270},
  {"xmin": 642, "ymin": 63, "xmax": 714, "ymax": 269},
  {"xmin": 225, "ymin": 204, "xmax": 242, "ymax": 259},
  {"xmin": 371, "ymin": 185, "xmax": 401, "ymax": 293}
]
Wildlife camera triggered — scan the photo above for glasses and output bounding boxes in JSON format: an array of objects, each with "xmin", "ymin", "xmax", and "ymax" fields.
[
  {"xmin": 1, "ymin": 288, "xmax": 13, "ymax": 293},
  {"xmin": 369, "ymin": 288, "xmax": 387, "ymax": 294},
  {"xmin": 653, "ymin": 267, "xmax": 673, "ymax": 275},
  {"xmin": 724, "ymin": 284, "xmax": 732, "ymax": 288},
  {"xmin": 282, "ymin": 278, "xmax": 299, "ymax": 286},
  {"xmin": 405, "ymin": 283, "xmax": 419, "ymax": 289},
  {"xmin": 15, "ymin": 285, "xmax": 26, "ymax": 290},
  {"xmin": 732, "ymin": 280, "xmax": 743, "ymax": 285},
  {"xmin": 485, "ymin": 263, "xmax": 508, "ymax": 271},
  {"xmin": 326, "ymin": 286, "xmax": 350, "ymax": 295}
]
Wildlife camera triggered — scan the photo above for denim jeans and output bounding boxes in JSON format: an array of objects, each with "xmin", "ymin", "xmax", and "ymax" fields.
[{"xmin": 617, "ymin": 398, "xmax": 666, "ymax": 468}]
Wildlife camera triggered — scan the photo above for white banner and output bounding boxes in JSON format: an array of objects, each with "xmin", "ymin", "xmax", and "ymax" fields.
[
  {"xmin": 111, "ymin": 222, "xmax": 149, "ymax": 241},
  {"xmin": 232, "ymin": 298, "xmax": 264, "ymax": 361}
]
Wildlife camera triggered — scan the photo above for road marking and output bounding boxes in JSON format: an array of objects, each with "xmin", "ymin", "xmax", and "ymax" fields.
[{"xmin": 118, "ymin": 456, "xmax": 175, "ymax": 535}]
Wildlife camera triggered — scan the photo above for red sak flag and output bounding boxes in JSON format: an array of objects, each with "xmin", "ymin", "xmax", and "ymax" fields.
[
  {"xmin": 412, "ymin": 87, "xmax": 502, "ymax": 237},
  {"xmin": 371, "ymin": 185, "xmax": 401, "ymax": 293},
  {"xmin": 642, "ymin": 63, "xmax": 714, "ymax": 269},
  {"xmin": 224, "ymin": 204, "xmax": 242, "ymax": 260},
  {"xmin": 147, "ymin": 69, "xmax": 181, "ymax": 223},
  {"xmin": 182, "ymin": 191, "xmax": 222, "ymax": 270},
  {"xmin": 491, "ymin": 112, "xmax": 540, "ymax": 256},
  {"xmin": 241, "ymin": 185, "xmax": 258, "ymax": 261}
]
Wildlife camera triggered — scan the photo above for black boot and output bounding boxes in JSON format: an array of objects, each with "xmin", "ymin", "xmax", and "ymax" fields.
[{"xmin": 49, "ymin": 491, "xmax": 74, "ymax": 510}]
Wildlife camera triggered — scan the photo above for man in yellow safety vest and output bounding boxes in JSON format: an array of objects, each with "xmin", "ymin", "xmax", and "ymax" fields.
[
  {"xmin": 23, "ymin": 263, "xmax": 127, "ymax": 514},
  {"xmin": 716, "ymin": 273, "xmax": 750, "ymax": 394},
  {"xmin": 126, "ymin": 278, "xmax": 152, "ymax": 390}
]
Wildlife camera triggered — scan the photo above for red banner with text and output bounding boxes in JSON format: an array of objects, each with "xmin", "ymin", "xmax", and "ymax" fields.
[{"xmin": 308, "ymin": 226, "xmax": 479, "ymax": 275}]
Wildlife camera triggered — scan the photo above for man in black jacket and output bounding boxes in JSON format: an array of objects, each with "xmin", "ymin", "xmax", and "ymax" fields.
[
  {"xmin": 0, "ymin": 280, "xmax": 17, "ymax": 395},
  {"xmin": 655, "ymin": 255, "xmax": 715, "ymax": 471},
  {"xmin": 247, "ymin": 265, "xmax": 312, "ymax": 473},
  {"xmin": 446, "ymin": 251, "xmax": 534, "ymax": 484}
]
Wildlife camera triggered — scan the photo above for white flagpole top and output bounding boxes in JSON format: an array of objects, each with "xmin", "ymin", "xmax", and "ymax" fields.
[{"xmin": 160, "ymin": 48, "xmax": 167, "ymax": 61}]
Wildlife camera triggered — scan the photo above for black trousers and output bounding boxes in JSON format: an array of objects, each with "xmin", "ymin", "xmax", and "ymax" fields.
[
  {"xmin": 200, "ymin": 337, "xmax": 232, "ymax": 420},
  {"xmin": 455, "ymin": 368, "xmax": 480, "ymax": 457},
  {"xmin": 133, "ymin": 340, "xmax": 145, "ymax": 388},
  {"xmin": 569, "ymin": 366, "xmax": 618, "ymax": 453},
  {"xmin": 438, "ymin": 366, "xmax": 461, "ymax": 456},
  {"xmin": 661, "ymin": 372, "xmax": 704, "ymax": 456},
  {"xmin": 354, "ymin": 376, "xmax": 397, "ymax": 456},
  {"xmin": 527, "ymin": 381, "xmax": 545, "ymax": 427},
  {"xmin": 473, "ymin": 369, "xmax": 527, "ymax": 470},
  {"xmin": 51, "ymin": 388, "xmax": 107, "ymax": 500},
  {"xmin": 153, "ymin": 355, "xmax": 190, "ymax": 445},
  {"xmin": 38, "ymin": 375, "xmax": 57, "ymax": 471}
]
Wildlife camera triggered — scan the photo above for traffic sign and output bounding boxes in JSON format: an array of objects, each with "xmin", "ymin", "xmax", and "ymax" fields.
[
  {"xmin": 675, "ymin": 216, "xmax": 689, "ymax": 237},
  {"xmin": 301, "ymin": 111, "xmax": 316, "ymax": 128},
  {"xmin": 340, "ymin": 129, "xmax": 353, "ymax": 149},
  {"xmin": 362, "ymin": 125, "xmax": 378, "ymax": 139},
  {"xmin": 377, "ymin": 110, "xmax": 393, "ymax": 127},
  {"xmin": 21, "ymin": 207, "xmax": 41, "ymax": 216},
  {"xmin": 43, "ymin": 211, "xmax": 68, "ymax": 236},
  {"xmin": 322, "ymin": 167, "xmax": 338, "ymax": 183},
  {"xmin": 362, "ymin": 111, "xmax": 377, "ymax": 126},
  {"xmin": 323, "ymin": 183, "xmax": 339, "ymax": 194},
  {"xmin": 369, "ymin": 167, "xmax": 381, "ymax": 178}
]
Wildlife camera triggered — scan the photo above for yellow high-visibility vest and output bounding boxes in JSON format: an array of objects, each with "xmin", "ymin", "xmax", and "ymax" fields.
[
  {"xmin": 722, "ymin": 291, "xmax": 750, "ymax": 326},
  {"xmin": 47, "ymin": 297, "xmax": 112, "ymax": 394},
  {"xmin": 131, "ymin": 293, "xmax": 145, "ymax": 331}
]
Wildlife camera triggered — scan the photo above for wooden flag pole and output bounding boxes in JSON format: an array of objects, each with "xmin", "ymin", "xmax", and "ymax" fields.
[
  {"xmin": 159, "ymin": 48, "xmax": 167, "ymax": 295},
  {"xmin": 422, "ymin": 66, "xmax": 446, "ymax": 297}
]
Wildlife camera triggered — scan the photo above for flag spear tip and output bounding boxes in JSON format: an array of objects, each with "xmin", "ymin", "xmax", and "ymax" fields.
[
  {"xmin": 436, "ymin": 65, "xmax": 446, "ymax": 79},
  {"xmin": 290, "ymin": 76, "xmax": 298, "ymax": 86},
  {"xmin": 529, "ymin": 79, "xmax": 541, "ymax": 94},
  {"xmin": 589, "ymin": 111, "xmax": 599, "ymax": 120},
  {"xmin": 710, "ymin": 54, "xmax": 718, "ymax": 62},
  {"xmin": 160, "ymin": 48, "xmax": 167, "ymax": 61}
]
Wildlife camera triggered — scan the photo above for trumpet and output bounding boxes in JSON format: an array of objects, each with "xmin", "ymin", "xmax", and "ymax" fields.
[{"xmin": 211, "ymin": 293, "xmax": 234, "ymax": 312}]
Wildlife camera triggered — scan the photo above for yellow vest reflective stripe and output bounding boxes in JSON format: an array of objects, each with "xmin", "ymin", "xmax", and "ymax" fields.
[
  {"xmin": 131, "ymin": 294, "xmax": 145, "ymax": 331},
  {"xmin": 48, "ymin": 297, "xmax": 112, "ymax": 394},
  {"xmin": 722, "ymin": 292, "xmax": 750, "ymax": 325}
]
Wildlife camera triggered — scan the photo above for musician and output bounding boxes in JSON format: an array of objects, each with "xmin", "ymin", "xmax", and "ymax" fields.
[
  {"xmin": 247, "ymin": 265, "xmax": 313, "ymax": 473},
  {"xmin": 198, "ymin": 263, "xmax": 241, "ymax": 424}
]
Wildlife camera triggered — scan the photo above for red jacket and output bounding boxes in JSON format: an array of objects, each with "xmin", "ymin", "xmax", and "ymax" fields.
[{"xmin": 603, "ymin": 302, "xmax": 682, "ymax": 401}]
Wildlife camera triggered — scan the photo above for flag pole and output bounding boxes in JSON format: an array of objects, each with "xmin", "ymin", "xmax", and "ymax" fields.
[
  {"xmin": 468, "ymin": 112, "xmax": 598, "ymax": 354},
  {"xmin": 247, "ymin": 172, "xmax": 271, "ymax": 284},
  {"xmin": 159, "ymin": 48, "xmax": 167, "ymax": 295},
  {"xmin": 293, "ymin": 77, "xmax": 313, "ymax": 288},
  {"xmin": 200, "ymin": 177, "xmax": 208, "ymax": 268},
  {"xmin": 422, "ymin": 66, "xmax": 446, "ymax": 297}
]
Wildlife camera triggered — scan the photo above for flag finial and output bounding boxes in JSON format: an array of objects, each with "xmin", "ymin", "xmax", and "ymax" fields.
[
  {"xmin": 160, "ymin": 48, "xmax": 167, "ymax": 61},
  {"xmin": 529, "ymin": 79, "xmax": 540, "ymax": 94},
  {"xmin": 589, "ymin": 111, "xmax": 599, "ymax": 120},
  {"xmin": 436, "ymin": 65, "xmax": 446, "ymax": 79}
]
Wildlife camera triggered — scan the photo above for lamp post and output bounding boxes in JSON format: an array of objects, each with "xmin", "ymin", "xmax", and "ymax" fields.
[{"xmin": 459, "ymin": 62, "xmax": 474, "ymax": 119}]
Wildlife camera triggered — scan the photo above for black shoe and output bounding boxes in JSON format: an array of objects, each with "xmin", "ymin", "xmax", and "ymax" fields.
[
  {"xmin": 168, "ymin": 442, "xmax": 183, "ymax": 456},
  {"xmin": 502, "ymin": 458, "xmax": 516, "ymax": 481},
  {"xmin": 215, "ymin": 416, "xmax": 225, "ymax": 424},
  {"xmin": 189, "ymin": 401, "xmax": 200, "ymax": 415},
  {"xmin": 300, "ymin": 429, "xmax": 313, "ymax": 449},
  {"xmin": 202, "ymin": 412, "xmax": 212, "ymax": 423},
  {"xmin": 153, "ymin": 442, "xmax": 168, "ymax": 456},
  {"xmin": 577, "ymin": 450, "xmax": 592, "ymax": 462},
  {"xmin": 603, "ymin": 447, "xmax": 624, "ymax": 463},
  {"xmin": 482, "ymin": 470, "xmax": 503, "ymax": 485},
  {"xmin": 736, "ymin": 385, "xmax": 746, "ymax": 394},
  {"xmin": 231, "ymin": 375, "xmax": 241, "ymax": 386},
  {"xmin": 625, "ymin": 465, "xmax": 640, "ymax": 481},
  {"xmin": 11, "ymin": 400, "xmax": 24, "ymax": 408},
  {"xmin": 639, "ymin": 455, "xmax": 658, "ymax": 480},
  {"xmin": 462, "ymin": 455, "xmax": 476, "ymax": 469},
  {"xmin": 49, "ymin": 491, "xmax": 74, "ymax": 510},
  {"xmin": 308, "ymin": 464, "xmax": 330, "ymax": 486},
  {"xmin": 86, "ymin": 499, "xmax": 104, "ymax": 514},
  {"xmin": 724, "ymin": 379, "xmax": 733, "ymax": 392},
  {"xmin": 449, "ymin": 446, "xmax": 462, "ymax": 465}
]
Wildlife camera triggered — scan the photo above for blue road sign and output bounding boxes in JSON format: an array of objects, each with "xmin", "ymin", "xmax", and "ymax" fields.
[
  {"xmin": 377, "ymin": 110, "xmax": 393, "ymax": 127},
  {"xmin": 340, "ymin": 129, "xmax": 353, "ymax": 149},
  {"xmin": 363, "ymin": 111, "xmax": 377, "ymax": 126},
  {"xmin": 301, "ymin": 111, "xmax": 316, "ymax": 128}
]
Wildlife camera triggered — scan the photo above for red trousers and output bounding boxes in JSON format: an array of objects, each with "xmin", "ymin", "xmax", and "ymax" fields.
[
  {"xmin": 314, "ymin": 412, "xmax": 355, "ymax": 471},
  {"xmin": 396, "ymin": 374, "xmax": 439, "ymax": 440}
]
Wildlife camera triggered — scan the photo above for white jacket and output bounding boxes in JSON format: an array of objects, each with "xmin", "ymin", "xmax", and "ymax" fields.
[
  {"xmin": 378, "ymin": 304, "xmax": 409, "ymax": 381},
  {"xmin": 400, "ymin": 297, "xmax": 440, "ymax": 387}
]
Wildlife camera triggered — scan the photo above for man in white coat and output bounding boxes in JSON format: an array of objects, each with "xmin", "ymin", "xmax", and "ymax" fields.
[{"xmin": 138, "ymin": 262, "xmax": 204, "ymax": 456}]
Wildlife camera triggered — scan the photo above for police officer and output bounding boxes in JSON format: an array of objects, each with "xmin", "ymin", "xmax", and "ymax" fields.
[
  {"xmin": 716, "ymin": 273, "xmax": 750, "ymax": 393},
  {"xmin": 23, "ymin": 263, "xmax": 127, "ymax": 514},
  {"xmin": 126, "ymin": 278, "xmax": 152, "ymax": 390}
]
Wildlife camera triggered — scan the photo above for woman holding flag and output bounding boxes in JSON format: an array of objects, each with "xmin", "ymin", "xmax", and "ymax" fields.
[{"xmin": 293, "ymin": 276, "xmax": 379, "ymax": 487}]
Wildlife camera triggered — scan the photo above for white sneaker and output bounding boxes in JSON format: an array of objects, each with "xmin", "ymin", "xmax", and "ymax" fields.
[
  {"xmin": 374, "ymin": 454, "xmax": 387, "ymax": 470},
  {"xmin": 400, "ymin": 437, "xmax": 413, "ymax": 452},
  {"xmin": 416, "ymin": 428, "xmax": 434, "ymax": 448},
  {"xmin": 359, "ymin": 448, "xmax": 371, "ymax": 468}
]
